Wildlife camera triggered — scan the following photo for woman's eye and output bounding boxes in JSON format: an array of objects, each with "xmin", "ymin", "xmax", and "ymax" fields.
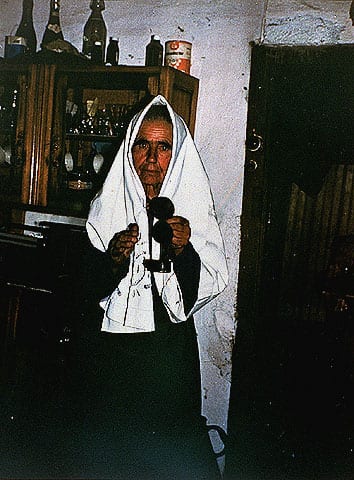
[
  {"xmin": 158, "ymin": 144, "xmax": 171, "ymax": 152},
  {"xmin": 134, "ymin": 141, "xmax": 148, "ymax": 150}
]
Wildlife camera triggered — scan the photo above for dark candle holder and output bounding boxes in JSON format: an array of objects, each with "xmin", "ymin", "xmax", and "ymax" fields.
[{"xmin": 143, "ymin": 197, "xmax": 174, "ymax": 273}]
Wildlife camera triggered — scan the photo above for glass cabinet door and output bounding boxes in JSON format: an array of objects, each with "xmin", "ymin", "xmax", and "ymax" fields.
[
  {"xmin": 48, "ymin": 67, "xmax": 152, "ymax": 215},
  {"xmin": 0, "ymin": 67, "xmax": 28, "ymax": 219}
]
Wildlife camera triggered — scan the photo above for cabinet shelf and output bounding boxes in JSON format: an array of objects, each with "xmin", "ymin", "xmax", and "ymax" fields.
[{"xmin": 65, "ymin": 133, "xmax": 123, "ymax": 142}]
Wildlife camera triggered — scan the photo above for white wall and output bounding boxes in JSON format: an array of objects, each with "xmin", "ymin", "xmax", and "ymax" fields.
[
  {"xmin": 1, "ymin": 0, "xmax": 352, "ymax": 460},
  {"xmin": 264, "ymin": 0, "xmax": 353, "ymax": 44}
]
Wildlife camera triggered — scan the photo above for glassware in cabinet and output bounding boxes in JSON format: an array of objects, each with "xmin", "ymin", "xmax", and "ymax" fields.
[
  {"xmin": 0, "ymin": 68, "xmax": 28, "ymax": 211},
  {"xmin": 52, "ymin": 71, "xmax": 151, "ymax": 215}
]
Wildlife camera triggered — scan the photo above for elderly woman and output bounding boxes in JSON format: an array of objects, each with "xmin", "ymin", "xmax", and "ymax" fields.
[{"xmin": 76, "ymin": 95, "xmax": 228, "ymax": 479}]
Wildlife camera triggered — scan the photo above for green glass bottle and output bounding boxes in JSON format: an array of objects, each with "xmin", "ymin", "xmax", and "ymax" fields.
[
  {"xmin": 41, "ymin": 0, "xmax": 64, "ymax": 47},
  {"xmin": 15, "ymin": 0, "xmax": 37, "ymax": 54}
]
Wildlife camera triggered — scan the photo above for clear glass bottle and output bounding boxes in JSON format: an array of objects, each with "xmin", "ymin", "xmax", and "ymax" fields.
[
  {"xmin": 15, "ymin": 0, "xmax": 37, "ymax": 54},
  {"xmin": 41, "ymin": 0, "xmax": 64, "ymax": 47},
  {"xmin": 106, "ymin": 37, "xmax": 119, "ymax": 66},
  {"xmin": 82, "ymin": 0, "xmax": 107, "ymax": 63},
  {"xmin": 145, "ymin": 35, "xmax": 163, "ymax": 67}
]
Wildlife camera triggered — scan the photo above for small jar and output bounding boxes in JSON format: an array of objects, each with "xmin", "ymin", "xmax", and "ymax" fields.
[{"xmin": 67, "ymin": 167, "xmax": 93, "ymax": 191}]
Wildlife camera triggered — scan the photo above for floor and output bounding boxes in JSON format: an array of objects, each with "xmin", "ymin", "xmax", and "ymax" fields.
[
  {"xmin": 0, "ymin": 308, "xmax": 220, "ymax": 480},
  {"xmin": 1, "ymin": 301, "xmax": 353, "ymax": 479},
  {"xmin": 225, "ymin": 314, "xmax": 354, "ymax": 480}
]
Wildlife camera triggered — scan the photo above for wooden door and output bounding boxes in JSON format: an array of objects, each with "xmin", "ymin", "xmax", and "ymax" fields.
[{"xmin": 226, "ymin": 45, "xmax": 354, "ymax": 480}]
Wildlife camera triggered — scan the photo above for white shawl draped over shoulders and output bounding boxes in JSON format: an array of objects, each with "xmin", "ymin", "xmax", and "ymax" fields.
[{"xmin": 86, "ymin": 95, "xmax": 228, "ymax": 333}]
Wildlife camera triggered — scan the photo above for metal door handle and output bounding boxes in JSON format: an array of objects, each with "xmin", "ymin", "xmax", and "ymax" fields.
[
  {"xmin": 246, "ymin": 159, "xmax": 258, "ymax": 171},
  {"xmin": 246, "ymin": 130, "xmax": 263, "ymax": 152}
]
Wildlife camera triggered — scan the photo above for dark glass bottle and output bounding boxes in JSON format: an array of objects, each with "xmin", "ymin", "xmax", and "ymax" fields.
[
  {"xmin": 41, "ymin": 0, "xmax": 64, "ymax": 47},
  {"xmin": 15, "ymin": 0, "xmax": 37, "ymax": 54},
  {"xmin": 106, "ymin": 37, "xmax": 119, "ymax": 66},
  {"xmin": 145, "ymin": 35, "xmax": 163, "ymax": 66},
  {"xmin": 82, "ymin": 0, "xmax": 107, "ymax": 63},
  {"xmin": 91, "ymin": 40, "xmax": 104, "ymax": 64}
]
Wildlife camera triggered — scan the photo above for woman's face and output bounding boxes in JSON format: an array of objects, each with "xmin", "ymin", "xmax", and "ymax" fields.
[{"xmin": 132, "ymin": 119, "xmax": 173, "ymax": 198}]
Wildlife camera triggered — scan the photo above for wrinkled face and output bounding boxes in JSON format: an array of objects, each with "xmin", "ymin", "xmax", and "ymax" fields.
[{"xmin": 132, "ymin": 119, "xmax": 173, "ymax": 198}]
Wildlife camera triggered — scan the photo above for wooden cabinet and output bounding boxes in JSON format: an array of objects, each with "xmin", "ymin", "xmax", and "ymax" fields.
[
  {"xmin": 0, "ymin": 56, "xmax": 199, "ymax": 381},
  {"xmin": 0, "ymin": 56, "xmax": 199, "ymax": 221}
]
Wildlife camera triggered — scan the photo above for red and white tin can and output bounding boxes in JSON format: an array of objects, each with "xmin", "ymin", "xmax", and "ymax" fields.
[{"xmin": 164, "ymin": 40, "xmax": 192, "ymax": 74}]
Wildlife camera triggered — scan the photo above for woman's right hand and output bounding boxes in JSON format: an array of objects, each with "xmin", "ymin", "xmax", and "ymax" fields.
[{"xmin": 108, "ymin": 223, "xmax": 139, "ymax": 266}]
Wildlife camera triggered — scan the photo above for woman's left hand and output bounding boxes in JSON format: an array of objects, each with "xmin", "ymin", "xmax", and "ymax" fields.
[{"xmin": 166, "ymin": 216, "xmax": 191, "ymax": 255}]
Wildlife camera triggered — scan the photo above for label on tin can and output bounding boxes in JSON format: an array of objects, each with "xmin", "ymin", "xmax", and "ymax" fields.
[
  {"xmin": 164, "ymin": 40, "xmax": 192, "ymax": 74},
  {"xmin": 5, "ymin": 36, "xmax": 27, "ymax": 59}
]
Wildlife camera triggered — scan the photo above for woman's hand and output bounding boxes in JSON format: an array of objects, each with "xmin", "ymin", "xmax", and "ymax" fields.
[
  {"xmin": 108, "ymin": 223, "xmax": 139, "ymax": 266},
  {"xmin": 166, "ymin": 216, "xmax": 191, "ymax": 255}
]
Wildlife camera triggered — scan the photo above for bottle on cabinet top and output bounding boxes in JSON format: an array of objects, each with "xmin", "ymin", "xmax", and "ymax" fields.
[
  {"xmin": 41, "ymin": 0, "xmax": 64, "ymax": 47},
  {"xmin": 106, "ymin": 37, "xmax": 119, "ymax": 66},
  {"xmin": 15, "ymin": 0, "xmax": 37, "ymax": 54},
  {"xmin": 91, "ymin": 40, "xmax": 104, "ymax": 64},
  {"xmin": 82, "ymin": 0, "xmax": 107, "ymax": 63},
  {"xmin": 145, "ymin": 35, "xmax": 163, "ymax": 67}
]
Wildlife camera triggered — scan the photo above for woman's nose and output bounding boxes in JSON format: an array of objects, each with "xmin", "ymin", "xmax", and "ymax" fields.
[{"xmin": 146, "ymin": 144, "xmax": 158, "ymax": 163}]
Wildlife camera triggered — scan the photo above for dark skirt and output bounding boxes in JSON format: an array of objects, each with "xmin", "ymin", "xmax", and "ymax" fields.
[{"xmin": 65, "ymin": 317, "xmax": 220, "ymax": 479}]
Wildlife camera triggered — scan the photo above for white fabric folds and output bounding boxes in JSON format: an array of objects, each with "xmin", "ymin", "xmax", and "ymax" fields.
[{"xmin": 86, "ymin": 95, "xmax": 228, "ymax": 333}]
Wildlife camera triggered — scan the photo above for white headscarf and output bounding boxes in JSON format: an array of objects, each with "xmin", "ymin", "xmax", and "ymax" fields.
[{"xmin": 86, "ymin": 95, "xmax": 228, "ymax": 333}]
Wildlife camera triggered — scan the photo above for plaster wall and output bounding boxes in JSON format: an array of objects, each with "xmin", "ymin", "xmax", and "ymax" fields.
[
  {"xmin": 263, "ymin": 0, "xmax": 353, "ymax": 44},
  {"xmin": 0, "ymin": 0, "xmax": 265, "ymax": 438},
  {"xmin": 0, "ymin": 0, "xmax": 352, "ymax": 459}
]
